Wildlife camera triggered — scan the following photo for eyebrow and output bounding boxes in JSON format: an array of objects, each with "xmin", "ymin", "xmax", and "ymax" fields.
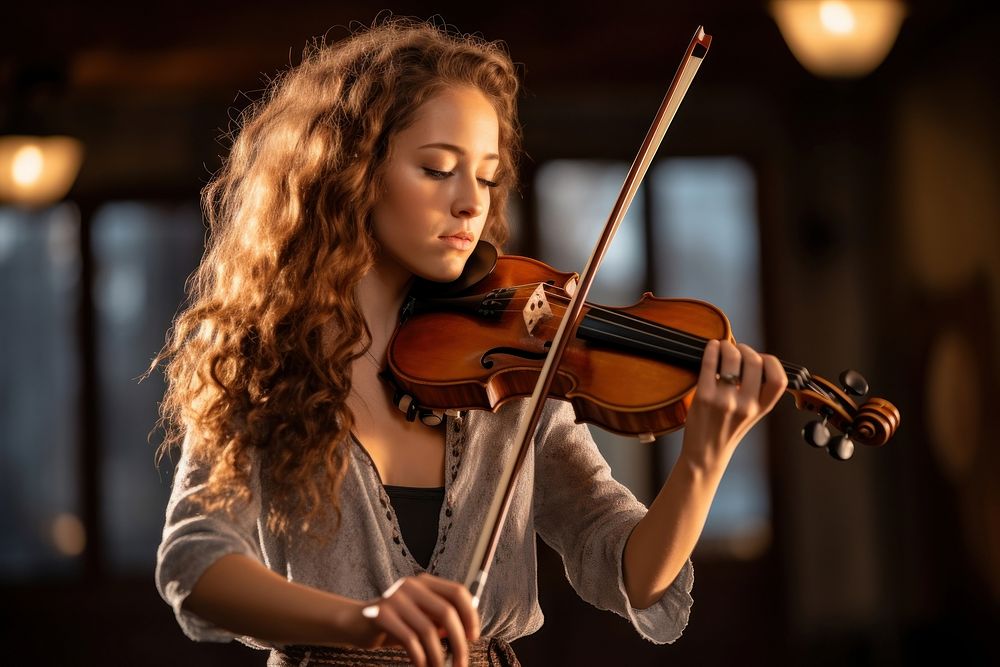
[{"xmin": 417, "ymin": 142, "xmax": 500, "ymax": 161}]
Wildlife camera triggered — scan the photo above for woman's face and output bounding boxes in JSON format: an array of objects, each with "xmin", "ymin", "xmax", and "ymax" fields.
[{"xmin": 371, "ymin": 86, "xmax": 500, "ymax": 283}]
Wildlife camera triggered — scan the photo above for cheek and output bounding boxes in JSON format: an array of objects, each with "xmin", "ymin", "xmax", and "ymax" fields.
[
  {"xmin": 374, "ymin": 174, "xmax": 428, "ymax": 238},
  {"xmin": 475, "ymin": 197, "xmax": 492, "ymax": 235},
  {"xmin": 405, "ymin": 170, "xmax": 445, "ymax": 208}
]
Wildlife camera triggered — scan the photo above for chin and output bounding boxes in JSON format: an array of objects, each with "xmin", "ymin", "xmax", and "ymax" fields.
[
  {"xmin": 414, "ymin": 257, "xmax": 467, "ymax": 284},
  {"xmin": 423, "ymin": 266, "xmax": 465, "ymax": 284}
]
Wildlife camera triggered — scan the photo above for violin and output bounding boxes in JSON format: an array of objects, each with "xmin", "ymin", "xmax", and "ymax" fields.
[{"xmin": 383, "ymin": 243, "xmax": 900, "ymax": 462}]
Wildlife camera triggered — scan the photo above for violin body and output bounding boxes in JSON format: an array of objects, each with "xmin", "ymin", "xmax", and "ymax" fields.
[{"xmin": 387, "ymin": 255, "xmax": 733, "ymax": 438}]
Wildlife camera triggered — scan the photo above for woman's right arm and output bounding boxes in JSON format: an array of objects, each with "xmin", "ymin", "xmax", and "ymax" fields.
[
  {"xmin": 182, "ymin": 553, "xmax": 368, "ymax": 646},
  {"xmin": 186, "ymin": 554, "xmax": 479, "ymax": 666},
  {"xmin": 157, "ymin": 434, "xmax": 477, "ymax": 666}
]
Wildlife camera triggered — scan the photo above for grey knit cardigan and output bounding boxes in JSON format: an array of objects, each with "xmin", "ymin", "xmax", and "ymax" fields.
[{"xmin": 156, "ymin": 397, "xmax": 694, "ymax": 654}]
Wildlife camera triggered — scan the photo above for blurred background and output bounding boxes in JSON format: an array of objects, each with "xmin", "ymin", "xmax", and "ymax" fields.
[{"xmin": 1, "ymin": 1, "xmax": 997, "ymax": 664}]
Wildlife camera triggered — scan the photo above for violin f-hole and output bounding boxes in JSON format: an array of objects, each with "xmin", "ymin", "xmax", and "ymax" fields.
[{"xmin": 480, "ymin": 345, "xmax": 550, "ymax": 369}]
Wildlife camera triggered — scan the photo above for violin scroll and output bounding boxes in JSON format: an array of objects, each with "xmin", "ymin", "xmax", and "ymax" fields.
[{"xmin": 791, "ymin": 368, "xmax": 900, "ymax": 461}]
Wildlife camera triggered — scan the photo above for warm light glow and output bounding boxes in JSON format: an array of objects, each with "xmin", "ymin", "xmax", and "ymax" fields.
[
  {"xmin": 12, "ymin": 144, "xmax": 45, "ymax": 186},
  {"xmin": 771, "ymin": 0, "xmax": 907, "ymax": 77},
  {"xmin": 820, "ymin": 1, "xmax": 856, "ymax": 34},
  {"xmin": 51, "ymin": 512, "xmax": 87, "ymax": 556},
  {"xmin": 0, "ymin": 135, "xmax": 84, "ymax": 206}
]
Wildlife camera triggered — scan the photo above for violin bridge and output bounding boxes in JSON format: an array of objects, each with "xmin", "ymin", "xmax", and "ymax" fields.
[{"xmin": 523, "ymin": 283, "xmax": 553, "ymax": 334}]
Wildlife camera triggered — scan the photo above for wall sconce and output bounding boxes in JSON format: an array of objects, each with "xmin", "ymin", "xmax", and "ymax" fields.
[
  {"xmin": 0, "ymin": 135, "xmax": 84, "ymax": 207},
  {"xmin": 770, "ymin": 0, "xmax": 907, "ymax": 78}
]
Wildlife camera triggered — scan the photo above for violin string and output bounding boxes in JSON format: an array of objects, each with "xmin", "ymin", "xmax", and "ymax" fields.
[
  {"xmin": 496, "ymin": 294, "xmax": 706, "ymax": 368},
  {"xmin": 536, "ymin": 286, "xmax": 816, "ymax": 379},
  {"xmin": 580, "ymin": 311, "xmax": 704, "ymax": 363},
  {"xmin": 497, "ymin": 287, "xmax": 812, "ymax": 381},
  {"xmin": 482, "ymin": 283, "xmax": 706, "ymax": 353},
  {"xmin": 534, "ymin": 288, "xmax": 806, "ymax": 379},
  {"xmin": 517, "ymin": 288, "xmax": 800, "ymax": 372},
  {"xmin": 574, "ymin": 320, "xmax": 703, "ymax": 365},
  {"xmin": 530, "ymin": 287, "xmax": 710, "ymax": 358},
  {"xmin": 578, "ymin": 303, "xmax": 824, "ymax": 395},
  {"xmin": 444, "ymin": 283, "xmax": 849, "ymax": 422},
  {"xmin": 547, "ymin": 296, "xmax": 707, "ymax": 364},
  {"xmin": 460, "ymin": 283, "xmax": 825, "ymax": 392},
  {"xmin": 473, "ymin": 281, "xmax": 806, "ymax": 376},
  {"xmin": 531, "ymin": 285, "xmax": 807, "ymax": 376},
  {"xmin": 568, "ymin": 307, "xmax": 828, "ymax": 396}
]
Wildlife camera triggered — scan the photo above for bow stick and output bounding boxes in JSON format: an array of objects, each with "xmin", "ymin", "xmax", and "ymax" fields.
[{"xmin": 464, "ymin": 26, "xmax": 713, "ymax": 606}]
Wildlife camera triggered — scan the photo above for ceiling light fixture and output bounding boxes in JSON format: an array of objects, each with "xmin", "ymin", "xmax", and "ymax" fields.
[{"xmin": 770, "ymin": 0, "xmax": 907, "ymax": 78}]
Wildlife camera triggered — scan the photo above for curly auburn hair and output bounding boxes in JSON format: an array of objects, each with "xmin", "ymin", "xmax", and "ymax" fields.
[{"xmin": 149, "ymin": 17, "xmax": 521, "ymax": 537}]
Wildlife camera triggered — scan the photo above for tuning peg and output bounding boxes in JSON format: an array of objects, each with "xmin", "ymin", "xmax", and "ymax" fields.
[
  {"xmin": 828, "ymin": 434, "xmax": 855, "ymax": 461},
  {"xmin": 802, "ymin": 420, "xmax": 831, "ymax": 448},
  {"xmin": 839, "ymin": 369, "xmax": 869, "ymax": 397}
]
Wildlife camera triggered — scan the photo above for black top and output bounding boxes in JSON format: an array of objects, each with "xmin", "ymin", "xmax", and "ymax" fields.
[{"xmin": 384, "ymin": 485, "xmax": 445, "ymax": 569}]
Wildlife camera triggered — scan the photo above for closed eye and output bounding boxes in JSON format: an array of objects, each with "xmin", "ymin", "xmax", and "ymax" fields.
[{"xmin": 423, "ymin": 167, "xmax": 499, "ymax": 189}]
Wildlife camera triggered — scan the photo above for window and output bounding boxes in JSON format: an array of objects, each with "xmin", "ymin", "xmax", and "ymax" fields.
[
  {"xmin": 92, "ymin": 202, "xmax": 204, "ymax": 573},
  {"xmin": 0, "ymin": 201, "xmax": 205, "ymax": 578},
  {"xmin": 651, "ymin": 158, "xmax": 770, "ymax": 556},
  {"xmin": 0, "ymin": 204, "xmax": 82, "ymax": 577}
]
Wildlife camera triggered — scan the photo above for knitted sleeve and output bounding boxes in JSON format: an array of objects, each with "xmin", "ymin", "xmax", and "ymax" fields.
[{"xmin": 532, "ymin": 400, "xmax": 694, "ymax": 644}]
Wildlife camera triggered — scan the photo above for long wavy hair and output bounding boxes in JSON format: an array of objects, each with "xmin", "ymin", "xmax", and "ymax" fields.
[{"xmin": 149, "ymin": 18, "xmax": 521, "ymax": 537}]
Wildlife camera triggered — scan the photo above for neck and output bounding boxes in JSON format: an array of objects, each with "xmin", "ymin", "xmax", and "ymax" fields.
[{"xmin": 356, "ymin": 252, "xmax": 414, "ymax": 358}]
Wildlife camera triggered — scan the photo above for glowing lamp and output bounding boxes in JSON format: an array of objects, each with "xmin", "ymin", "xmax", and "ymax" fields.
[
  {"xmin": 770, "ymin": 0, "xmax": 907, "ymax": 78},
  {"xmin": 0, "ymin": 135, "xmax": 84, "ymax": 207}
]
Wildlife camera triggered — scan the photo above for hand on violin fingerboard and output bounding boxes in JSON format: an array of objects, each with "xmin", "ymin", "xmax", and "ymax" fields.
[{"xmin": 681, "ymin": 339, "xmax": 788, "ymax": 470}]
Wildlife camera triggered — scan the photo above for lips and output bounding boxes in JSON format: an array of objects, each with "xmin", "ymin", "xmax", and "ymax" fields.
[
  {"xmin": 440, "ymin": 231, "xmax": 474, "ymax": 243},
  {"xmin": 439, "ymin": 231, "xmax": 475, "ymax": 251}
]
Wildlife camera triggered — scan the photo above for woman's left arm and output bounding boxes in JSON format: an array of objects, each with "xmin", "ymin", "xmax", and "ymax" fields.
[{"xmin": 623, "ymin": 339, "xmax": 787, "ymax": 609}]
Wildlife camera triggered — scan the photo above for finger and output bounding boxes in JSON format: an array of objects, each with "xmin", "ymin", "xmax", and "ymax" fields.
[
  {"xmin": 736, "ymin": 344, "xmax": 763, "ymax": 401},
  {"xmin": 393, "ymin": 593, "xmax": 447, "ymax": 667},
  {"xmin": 718, "ymin": 339, "xmax": 742, "ymax": 379},
  {"xmin": 376, "ymin": 604, "xmax": 427, "ymax": 667},
  {"xmin": 697, "ymin": 339, "xmax": 721, "ymax": 392},
  {"xmin": 418, "ymin": 575, "xmax": 480, "ymax": 641},
  {"xmin": 759, "ymin": 354, "xmax": 788, "ymax": 410},
  {"xmin": 406, "ymin": 583, "xmax": 469, "ymax": 666}
]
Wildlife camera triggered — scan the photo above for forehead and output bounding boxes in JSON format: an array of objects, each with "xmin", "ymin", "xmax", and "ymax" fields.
[{"xmin": 395, "ymin": 86, "xmax": 500, "ymax": 152}]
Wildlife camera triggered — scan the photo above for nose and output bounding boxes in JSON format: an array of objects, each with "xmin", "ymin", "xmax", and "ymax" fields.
[{"xmin": 451, "ymin": 173, "xmax": 487, "ymax": 220}]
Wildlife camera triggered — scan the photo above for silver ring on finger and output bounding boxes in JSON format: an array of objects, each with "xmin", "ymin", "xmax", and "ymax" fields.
[{"xmin": 716, "ymin": 372, "xmax": 741, "ymax": 386}]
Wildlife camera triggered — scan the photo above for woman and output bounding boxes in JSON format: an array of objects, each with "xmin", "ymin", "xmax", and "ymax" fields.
[{"xmin": 153, "ymin": 17, "xmax": 787, "ymax": 667}]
